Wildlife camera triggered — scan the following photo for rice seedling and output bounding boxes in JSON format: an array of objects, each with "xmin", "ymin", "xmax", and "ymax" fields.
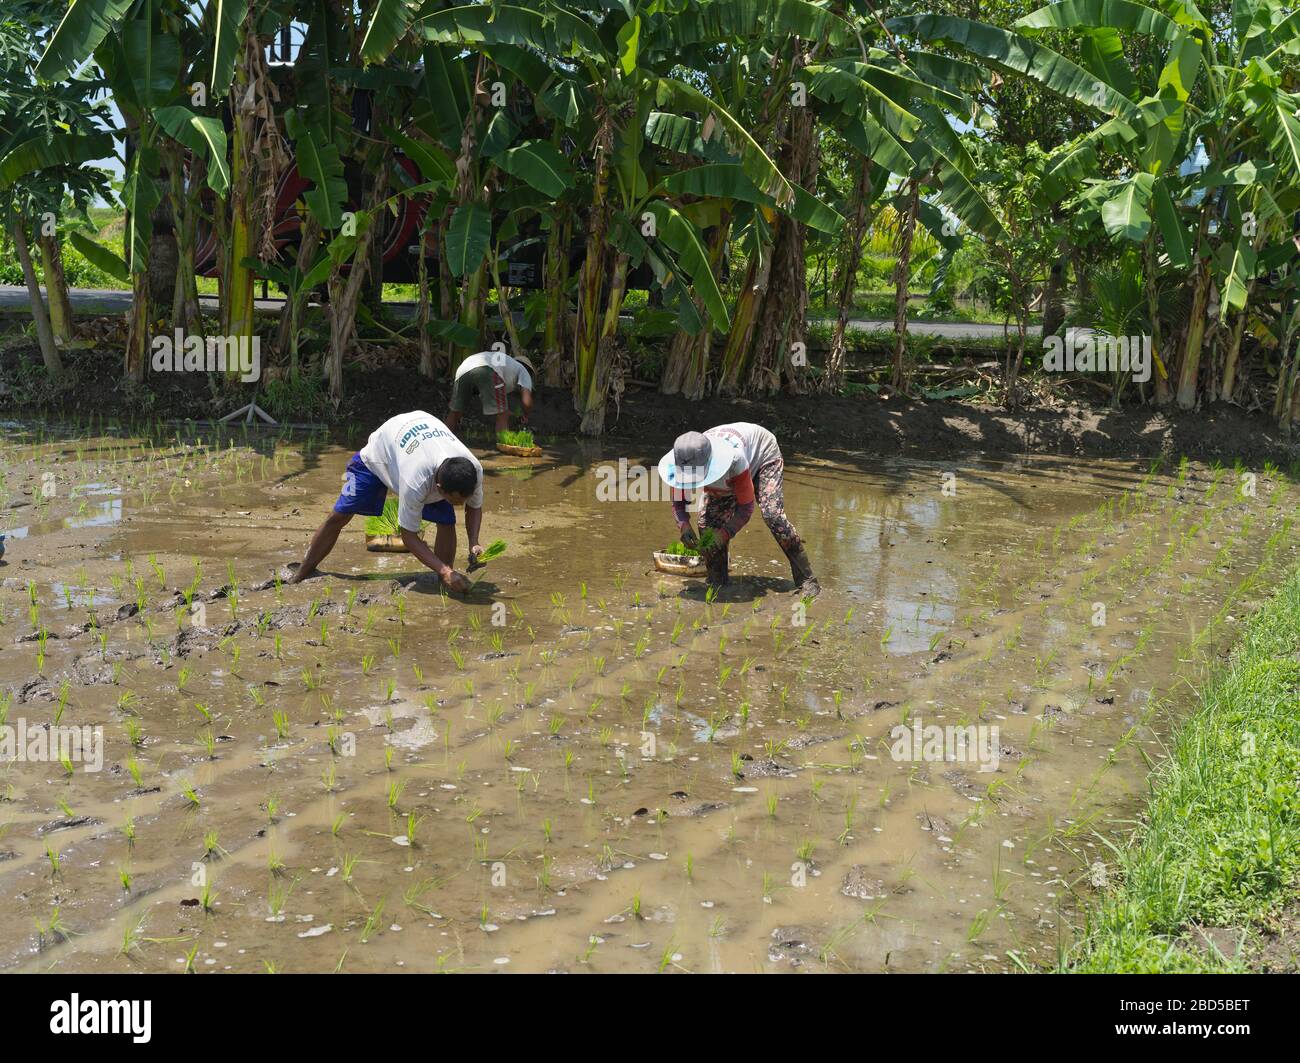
[
  {"xmin": 360, "ymin": 899, "xmax": 386, "ymax": 943},
  {"xmin": 34, "ymin": 907, "xmax": 70, "ymax": 950}
]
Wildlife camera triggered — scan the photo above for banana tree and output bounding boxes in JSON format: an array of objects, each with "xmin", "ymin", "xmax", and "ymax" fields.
[
  {"xmin": 1010, "ymin": 0, "xmax": 1300, "ymax": 409},
  {"xmin": 37, "ymin": 0, "xmax": 233, "ymax": 380},
  {"xmin": 1, "ymin": 1, "xmax": 118, "ymax": 374},
  {"xmin": 418, "ymin": 1, "xmax": 794, "ymax": 433}
]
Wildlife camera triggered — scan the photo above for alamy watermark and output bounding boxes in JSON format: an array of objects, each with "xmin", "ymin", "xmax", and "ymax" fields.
[
  {"xmin": 1043, "ymin": 328, "xmax": 1151, "ymax": 384},
  {"xmin": 151, "ymin": 330, "xmax": 261, "ymax": 383},
  {"xmin": 889, "ymin": 717, "xmax": 1000, "ymax": 773},
  {"xmin": 1, "ymin": 719, "xmax": 104, "ymax": 772},
  {"xmin": 595, "ymin": 458, "xmax": 700, "ymax": 508}
]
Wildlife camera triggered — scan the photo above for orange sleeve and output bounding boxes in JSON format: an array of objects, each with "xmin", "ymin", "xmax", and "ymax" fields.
[{"xmin": 730, "ymin": 470, "xmax": 756, "ymax": 505}]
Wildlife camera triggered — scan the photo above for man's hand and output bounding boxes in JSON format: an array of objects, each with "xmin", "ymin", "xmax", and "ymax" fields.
[
  {"xmin": 679, "ymin": 523, "xmax": 698, "ymax": 548},
  {"xmin": 467, "ymin": 543, "xmax": 485, "ymax": 571},
  {"xmin": 441, "ymin": 568, "xmax": 472, "ymax": 595}
]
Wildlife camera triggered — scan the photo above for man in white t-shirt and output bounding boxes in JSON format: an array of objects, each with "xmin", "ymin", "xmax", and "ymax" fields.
[
  {"xmin": 657, "ymin": 422, "xmax": 819, "ymax": 597},
  {"xmin": 446, "ymin": 350, "xmax": 536, "ymax": 438},
  {"xmin": 288, "ymin": 412, "xmax": 486, "ymax": 593}
]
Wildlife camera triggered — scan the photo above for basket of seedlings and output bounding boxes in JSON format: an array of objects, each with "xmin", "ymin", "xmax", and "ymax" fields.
[
  {"xmin": 365, "ymin": 498, "xmax": 421, "ymax": 552},
  {"xmin": 653, "ymin": 530, "xmax": 717, "ymax": 576},
  {"xmin": 496, "ymin": 428, "xmax": 543, "ymax": 457}
]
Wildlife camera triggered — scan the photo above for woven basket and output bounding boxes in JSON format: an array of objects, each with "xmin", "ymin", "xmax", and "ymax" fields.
[
  {"xmin": 653, "ymin": 550, "xmax": 706, "ymax": 576},
  {"xmin": 496, "ymin": 442, "xmax": 543, "ymax": 457},
  {"xmin": 365, "ymin": 534, "xmax": 408, "ymax": 553}
]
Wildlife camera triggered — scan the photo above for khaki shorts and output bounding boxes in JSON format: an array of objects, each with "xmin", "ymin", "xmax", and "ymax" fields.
[{"xmin": 450, "ymin": 365, "xmax": 509, "ymax": 416}]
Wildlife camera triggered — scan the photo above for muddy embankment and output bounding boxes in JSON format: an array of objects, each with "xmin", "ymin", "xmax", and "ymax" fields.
[{"xmin": 1, "ymin": 341, "xmax": 1294, "ymax": 468}]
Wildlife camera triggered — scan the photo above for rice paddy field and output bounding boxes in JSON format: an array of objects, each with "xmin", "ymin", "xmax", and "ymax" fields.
[{"xmin": 1, "ymin": 418, "xmax": 1296, "ymax": 974}]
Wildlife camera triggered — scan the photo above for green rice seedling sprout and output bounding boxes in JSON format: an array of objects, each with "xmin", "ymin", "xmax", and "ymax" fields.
[
  {"xmin": 497, "ymin": 428, "xmax": 536, "ymax": 448},
  {"xmin": 360, "ymin": 899, "xmax": 386, "ymax": 943}
]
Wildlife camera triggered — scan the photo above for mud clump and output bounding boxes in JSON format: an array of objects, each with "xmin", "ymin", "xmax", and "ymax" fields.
[
  {"xmin": 841, "ymin": 866, "xmax": 887, "ymax": 901},
  {"xmin": 37, "ymin": 815, "xmax": 103, "ymax": 836},
  {"xmin": 768, "ymin": 926, "xmax": 818, "ymax": 967},
  {"xmin": 17, "ymin": 677, "xmax": 53, "ymax": 703}
]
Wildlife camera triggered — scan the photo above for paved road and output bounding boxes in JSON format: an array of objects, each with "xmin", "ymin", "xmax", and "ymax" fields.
[{"xmin": 0, "ymin": 285, "xmax": 1038, "ymax": 341}]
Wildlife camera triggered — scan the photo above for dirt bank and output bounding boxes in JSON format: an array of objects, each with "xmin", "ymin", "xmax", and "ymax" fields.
[{"xmin": 2, "ymin": 341, "xmax": 1293, "ymax": 467}]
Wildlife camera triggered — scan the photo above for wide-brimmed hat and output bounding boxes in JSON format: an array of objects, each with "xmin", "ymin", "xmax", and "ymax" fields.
[
  {"xmin": 657, "ymin": 430, "xmax": 734, "ymax": 490},
  {"xmin": 514, "ymin": 354, "xmax": 537, "ymax": 378}
]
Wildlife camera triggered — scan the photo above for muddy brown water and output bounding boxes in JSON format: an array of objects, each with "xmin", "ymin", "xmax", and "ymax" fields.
[{"xmin": 0, "ymin": 423, "xmax": 1295, "ymax": 973}]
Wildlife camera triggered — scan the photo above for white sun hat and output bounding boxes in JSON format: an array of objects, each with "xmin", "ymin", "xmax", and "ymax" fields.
[{"xmin": 657, "ymin": 430, "xmax": 735, "ymax": 490}]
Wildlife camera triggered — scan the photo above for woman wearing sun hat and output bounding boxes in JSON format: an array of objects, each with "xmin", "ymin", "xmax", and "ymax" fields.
[
  {"xmin": 445, "ymin": 349, "xmax": 537, "ymax": 438},
  {"xmin": 657, "ymin": 423, "xmax": 819, "ymax": 597}
]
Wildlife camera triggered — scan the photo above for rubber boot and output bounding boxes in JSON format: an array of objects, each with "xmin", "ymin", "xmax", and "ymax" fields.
[
  {"xmin": 787, "ymin": 546, "xmax": 821, "ymax": 598},
  {"xmin": 706, "ymin": 543, "xmax": 730, "ymax": 590}
]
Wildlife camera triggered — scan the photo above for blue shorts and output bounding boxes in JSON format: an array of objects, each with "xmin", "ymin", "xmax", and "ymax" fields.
[{"xmin": 333, "ymin": 453, "xmax": 455, "ymax": 525}]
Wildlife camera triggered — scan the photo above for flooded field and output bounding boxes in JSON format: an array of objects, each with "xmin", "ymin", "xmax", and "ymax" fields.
[{"xmin": 1, "ymin": 420, "xmax": 1296, "ymax": 973}]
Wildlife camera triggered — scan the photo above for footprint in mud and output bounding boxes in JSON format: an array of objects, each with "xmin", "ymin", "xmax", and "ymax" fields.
[
  {"xmin": 918, "ymin": 810, "xmax": 953, "ymax": 837},
  {"xmin": 36, "ymin": 815, "xmax": 103, "ymax": 837},
  {"xmin": 841, "ymin": 866, "xmax": 888, "ymax": 901},
  {"xmin": 668, "ymin": 791, "xmax": 728, "ymax": 817},
  {"xmin": 17, "ymin": 677, "xmax": 53, "ymax": 703},
  {"xmin": 734, "ymin": 754, "xmax": 796, "ymax": 780},
  {"xmin": 768, "ymin": 926, "xmax": 818, "ymax": 967},
  {"xmin": 786, "ymin": 730, "xmax": 847, "ymax": 751},
  {"xmin": 943, "ymin": 769, "xmax": 990, "ymax": 800}
]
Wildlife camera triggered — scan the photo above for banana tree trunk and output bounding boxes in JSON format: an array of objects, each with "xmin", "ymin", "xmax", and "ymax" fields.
[
  {"xmin": 37, "ymin": 232, "xmax": 74, "ymax": 347},
  {"xmin": 326, "ymin": 176, "xmax": 384, "ymax": 405},
  {"xmin": 12, "ymin": 222, "xmax": 63, "ymax": 376},
  {"xmin": 276, "ymin": 214, "xmax": 320, "ymax": 375},
  {"xmin": 1176, "ymin": 259, "xmax": 1213, "ymax": 410},
  {"xmin": 1144, "ymin": 236, "xmax": 1170, "ymax": 405},
  {"xmin": 417, "ymin": 217, "xmax": 435, "ymax": 378},
  {"xmin": 662, "ymin": 214, "xmax": 731, "ymax": 399},
  {"xmin": 573, "ymin": 120, "xmax": 613, "ymax": 435},
  {"xmin": 490, "ymin": 252, "xmax": 524, "ymax": 360},
  {"xmin": 170, "ymin": 143, "xmax": 202, "ymax": 336},
  {"xmin": 1274, "ymin": 300, "xmax": 1300, "ymax": 432},
  {"xmin": 457, "ymin": 260, "xmax": 488, "ymax": 362},
  {"xmin": 542, "ymin": 207, "xmax": 572, "ymax": 387},
  {"xmin": 125, "ymin": 270, "xmax": 150, "ymax": 383},
  {"xmin": 717, "ymin": 252, "xmax": 770, "ymax": 393},
  {"xmin": 326, "ymin": 239, "xmax": 373, "ymax": 406},
  {"xmin": 891, "ymin": 180, "xmax": 920, "ymax": 391},
  {"xmin": 226, "ymin": 95, "xmax": 256, "ymax": 351},
  {"xmin": 436, "ymin": 208, "xmax": 457, "ymax": 378},
  {"xmin": 1219, "ymin": 279, "xmax": 1257, "ymax": 402},
  {"xmin": 826, "ymin": 159, "xmax": 874, "ymax": 391}
]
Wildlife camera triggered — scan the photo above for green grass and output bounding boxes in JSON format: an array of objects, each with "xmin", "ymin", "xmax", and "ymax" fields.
[{"xmin": 1064, "ymin": 565, "xmax": 1300, "ymax": 972}]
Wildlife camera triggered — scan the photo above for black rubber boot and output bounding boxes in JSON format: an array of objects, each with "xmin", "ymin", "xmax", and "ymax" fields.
[
  {"xmin": 706, "ymin": 543, "xmax": 730, "ymax": 590},
  {"xmin": 787, "ymin": 547, "xmax": 821, "ymax": 598}
]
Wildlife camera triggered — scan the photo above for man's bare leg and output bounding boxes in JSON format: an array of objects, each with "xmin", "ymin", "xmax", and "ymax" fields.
[
  {"xmin": 433, "ymin": 522, "xmax": 457, "ymax": 572},
  {"xmin": 289, "ymin": 511, "xmax": 352, "ymax": 583},
  {"xmin": 446, "ymin": 410, "xmax": 463, "ymax": 435},
  {"xmin": 493, "ymin": 410, "xmax": 511, "ymax": 435}
]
